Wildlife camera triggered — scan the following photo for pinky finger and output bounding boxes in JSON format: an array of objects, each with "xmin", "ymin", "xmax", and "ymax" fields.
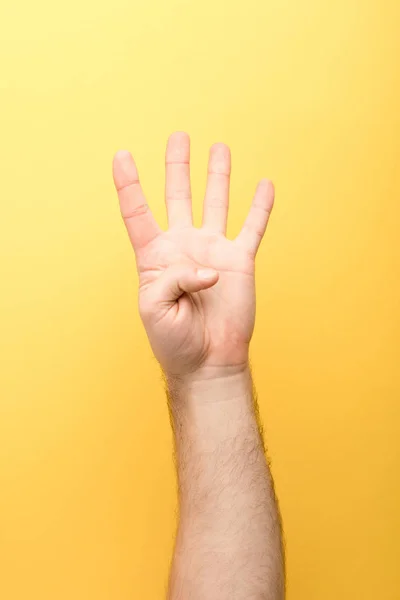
[{"xmin": 235, "ymin": 179, "xmax": 274, "ymax": 257}]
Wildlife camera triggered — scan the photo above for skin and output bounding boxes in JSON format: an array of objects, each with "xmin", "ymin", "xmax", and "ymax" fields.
[{"xmin": 113, "ymin": 132, "xmax": 285, "ymax": 599}]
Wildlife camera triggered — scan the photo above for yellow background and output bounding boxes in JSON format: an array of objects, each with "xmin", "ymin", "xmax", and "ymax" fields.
[{"xmin": 1, "ymin": 1, "xmax": 399, "ymax": 598}]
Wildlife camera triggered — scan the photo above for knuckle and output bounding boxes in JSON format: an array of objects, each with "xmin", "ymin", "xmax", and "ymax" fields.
[
  {"xmin": 165, "ymin": 189, "xmax": 191, "ymax": 202},
  {"xmin": 116, "ymin": 180, "xmax": 140, "ymax": 193},
  {"xmin": 122, "ymin": 203, "xmax": 149, "ymax": 219}
]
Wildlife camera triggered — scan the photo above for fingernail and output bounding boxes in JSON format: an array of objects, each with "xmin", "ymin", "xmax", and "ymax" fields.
[{"xmin": 197, "ymin": 268, "xmax": 217, "ymax": 280}]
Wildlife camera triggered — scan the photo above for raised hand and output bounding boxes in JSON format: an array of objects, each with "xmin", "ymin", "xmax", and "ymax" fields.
[{"xmin": 112, "ymin": 132, "xmax": 274, "ymax": 379}]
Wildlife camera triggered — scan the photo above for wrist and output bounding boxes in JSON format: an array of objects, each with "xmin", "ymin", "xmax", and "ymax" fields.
[
  {"xmin": 165, "ymin": 362, "xmax": 251, "ymax": 392},
  {"xmin": 165, "ymin": 363, "xmax": 257, "ymax": 442}
]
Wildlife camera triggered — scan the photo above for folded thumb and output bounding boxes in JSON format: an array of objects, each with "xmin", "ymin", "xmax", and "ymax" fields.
[{"xmin": 150, "ymin": 265, "xmax": 219, "ymax": 306}]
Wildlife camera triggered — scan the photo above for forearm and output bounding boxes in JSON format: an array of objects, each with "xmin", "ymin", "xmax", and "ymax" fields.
[{"xmin": 167, "ymin": 365, "xmax": 285, "ymax": 600}]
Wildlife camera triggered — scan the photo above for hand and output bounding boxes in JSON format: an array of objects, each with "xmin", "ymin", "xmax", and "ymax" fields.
[{"xmin": 112, "ymin": 132, "xmax": 274, "ymax": 379}]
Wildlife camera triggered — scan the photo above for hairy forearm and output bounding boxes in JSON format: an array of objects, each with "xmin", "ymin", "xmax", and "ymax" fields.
[{"xmin": 166, "ymin": 365, "xmax": 285, "ymax": 600}]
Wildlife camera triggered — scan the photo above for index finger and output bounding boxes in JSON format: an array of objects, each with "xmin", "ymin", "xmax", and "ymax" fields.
[{"xmin": 113, "ymin": 150, "xmax": 161, "ymax": 251}]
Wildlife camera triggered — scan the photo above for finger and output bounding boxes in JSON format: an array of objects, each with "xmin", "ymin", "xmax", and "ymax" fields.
[
  {"xmin": 165, "ymin": 132, "xmax": 192, "ymax": 227},
  {"xmin": 235, "ymin": 179, "xmax": 274, "ymax": 257},
  {"xmin": 141, "ymin": 266, "xmax": 219, "ymax": 316},
  {"xmin": 202, "ymin": 143, "xmax": 231, "ymax": 234},
  {"xmin": 113, "ymin": 150, "xmax": 161, "ymax": 251}
]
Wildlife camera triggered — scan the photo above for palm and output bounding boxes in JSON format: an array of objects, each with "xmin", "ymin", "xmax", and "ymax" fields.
[
  {"xmin": 113, "ymin": 132, "xmax": 274, "ymax": 377},
  {"xmin": 137, "ymin": 227, "xmax": 255, "ymax": 371}
]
